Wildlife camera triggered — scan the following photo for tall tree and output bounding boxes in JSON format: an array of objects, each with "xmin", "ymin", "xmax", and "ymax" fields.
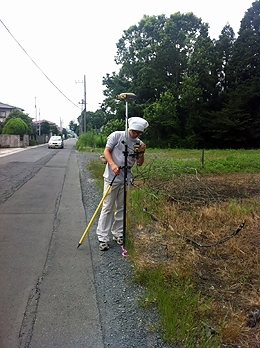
[
  {"xmin": 214, "ymin": 24, "xmax": 236, "ymax": 94},
  {"xmin": 144, "ymin": 91, "xmax": 179, "ymax": 147},
  {"xmin": 230, "ymin": 0, "xmax": 260, "ymax": 85},
  {"xmin": 103, "ymin": 13, "xmax": 211, "ymax": 147},
  {"xmin": 219, "ymin": 0, "xmax": 260, "ymax": 148},
  {"xmin": 39, "ymin": 121, "xmax": 50, "ymax": 135},
  {"xmin": 69, "ymin": 120, "xmax": 77, "ymax": 132}
]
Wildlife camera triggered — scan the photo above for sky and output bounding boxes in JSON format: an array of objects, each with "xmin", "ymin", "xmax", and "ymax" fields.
[{"xmin": 0, "ymin": 0, "xmax": 255, "ymax": 129}]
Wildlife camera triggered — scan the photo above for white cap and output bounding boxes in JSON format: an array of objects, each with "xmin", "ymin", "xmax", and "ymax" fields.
[{"xmin": 128, "ymin": 117, "xmax": 149, "ymax": 132}]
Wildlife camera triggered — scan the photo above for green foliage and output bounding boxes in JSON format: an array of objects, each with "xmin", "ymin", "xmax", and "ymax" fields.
[
  {"xmin": 86, "ymin": 147, "xmax": 260, "ymax": 346},
  {"xmin": 40, "ymin": 121, "xmax": 50, "ymax": 135},
  {"xmin": 69, "ymin": 120, "xmax": 78, "ymax": 133},
  {"xmin": 77, "ymin": 110, "xmax": 106, "ymax": 134},
  {"xmin": 76, "ymin": 131, "xmax": 107, "ymax": 151},
  {"xmin": 29, "ymin": 139, "xmax": 38, "ymax": 146},
  {"xmin": 99, "ymin": 2, "xmax": 260, "ymax": 149},
  {"xmin": 4, "ymin": 109, "xmax": 33, "ymax": 134},
  {"xmin": 144, "ymin": 148, "xmax": 260, "ymax": 174},
  {"xmin": 101, "ymin": 119, "xmax": 125, "ymax": 136},
  {"xmin": 50, "ymin": 124, "xmax": 59, "ymax": 136},
  {"xmin": 2, "ymin": 117, "xmax": 28, "ymax": 135},
  {"xmin": 144, "ymin": 91, "xmax": 179, "ymax": 147},
  {"xmin": 62, "ymin": 128, "xmax": 67, "ymax": 139},
  {"xmin": 86, "ymin": 110, "xmax": 105, "ymax": 130},
  {"xmin": 135, "ymin": 268, "xmax": 219, "ymax": 347},
  {"xmin": 230, "ymin": 0, "xmax": 260, "ymax": 84}
]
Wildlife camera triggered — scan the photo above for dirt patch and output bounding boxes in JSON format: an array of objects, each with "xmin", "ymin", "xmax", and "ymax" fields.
[
  {"xmin": 202, "ymin": 173, "xmax": 260, "ymax": 199},
  {"xmin": 131, "ymin": 172, "xmax": 260, "ymax": 347}
]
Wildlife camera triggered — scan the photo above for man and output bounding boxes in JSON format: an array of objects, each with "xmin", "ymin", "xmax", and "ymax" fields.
[{"xmin": 96, "ymin": 117, "xmax": 149, "ymax": 251}]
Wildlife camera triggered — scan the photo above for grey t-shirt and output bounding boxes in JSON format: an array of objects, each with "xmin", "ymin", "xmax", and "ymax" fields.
[{"xmin": 103, "ymin": 130, "xmax": 143, "ymax": 184}]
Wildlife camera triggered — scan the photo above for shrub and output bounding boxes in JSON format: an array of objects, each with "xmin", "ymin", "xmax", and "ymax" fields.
[
  {"xmin": 2, "ymin": 117, "xmax": 28, "ymax": 135},
  {"xmin": 76, "ymin": 131, "xmax": 106, "ymax": 151}
]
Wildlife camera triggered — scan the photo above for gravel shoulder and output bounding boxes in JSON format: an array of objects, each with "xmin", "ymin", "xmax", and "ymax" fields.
[{"xmin": 77, "ymin": 151, "xmax": 169, "ymax": 348}]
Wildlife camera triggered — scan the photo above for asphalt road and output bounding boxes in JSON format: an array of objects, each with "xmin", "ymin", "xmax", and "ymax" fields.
[{"xmin": 0, "ymin": 139, "xmax": 103, "ymax": 348}]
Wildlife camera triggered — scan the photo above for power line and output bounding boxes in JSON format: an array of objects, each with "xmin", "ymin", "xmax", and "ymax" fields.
[{"xmin": 0, "ymin": 18, "xmax": 80, "ymax": 109}]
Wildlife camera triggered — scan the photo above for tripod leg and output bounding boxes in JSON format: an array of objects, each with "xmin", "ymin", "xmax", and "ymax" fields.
[{"xmin": 77, "ymin": 185, "xmax": 111, "ymax": 248}]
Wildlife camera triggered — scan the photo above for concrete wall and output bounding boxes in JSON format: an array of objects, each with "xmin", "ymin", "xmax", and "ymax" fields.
[
  {"xmin": 0, "ymin": 134, "xmax": 29, "ymax": 148},
  {"xmin": 36, "ymin": 134, "xmax": 49, "ymax": 145}
]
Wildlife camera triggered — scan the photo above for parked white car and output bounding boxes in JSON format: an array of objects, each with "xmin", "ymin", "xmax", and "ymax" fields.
[{"xmin": 48, "ymin": 136, "xmax": 64, "ymax": 149}]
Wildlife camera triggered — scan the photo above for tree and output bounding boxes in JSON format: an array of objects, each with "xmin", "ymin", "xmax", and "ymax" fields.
[
  {"xmin": 144, "ymin": 91, "xmax": 179, "ymax": 147},
  {"xmin": 102, "ymin": 119, "xmax": 125, "ymax": 136},
  {"xmin": 100, "ymin": 4, "xmax": 258, "ymax": 149},
  {"xmin": 102, "ymin": 13, "xmax": 214, "ymax": 147},
  {"xmin": 2, "ymin": 117, "xmax": 28, "ymax": 135},
  {"xmin": 69, "ymin": 120, "xmax": 78, "ymax": 132},
  {"xmin": 4, "ymin": 109, "xmax": 33, "ymax": 134},
  {"xmin": 112, "ymin": 12, "xmax": 209, "ymax": 103},
  {"xmin": 62, "ymin": 128, "xmax": 67, "ymax": 139},
  {"xmin": 212, "ymin": 77, "xmax": 260, "ymax": 148},
  {"xmin": 217, "ymin": 0, "xmax": 260, "ymax": 148},
  {"xmin": 39, "ymin": 121, "xmax": 50, "ymax": 135},
  {"xmin": 50, "ymin": 124, "xmax": 59, "ymax": 136},
  {"xmin": 229, "ymin": 0, "xmax": 260, "ymax": 85},
  {"xmin": 214, "ymin": 24, "xmax": 235, "ymax": 94}
]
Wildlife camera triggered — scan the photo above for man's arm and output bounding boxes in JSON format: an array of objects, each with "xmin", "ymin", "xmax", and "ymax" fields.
[{"xmin": 104, "ymin": 147, "xmax": 120, "ymax": 175}]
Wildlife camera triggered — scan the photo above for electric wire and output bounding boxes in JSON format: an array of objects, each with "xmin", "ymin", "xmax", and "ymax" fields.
[{"xmin": 0, "ymin": 19, "xmax": 80, "ymax": 109}]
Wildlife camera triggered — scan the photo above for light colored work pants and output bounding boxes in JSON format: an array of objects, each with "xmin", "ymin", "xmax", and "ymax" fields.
[{"xmin": 96, "ymin": 180, "xmax": 124, "ymax": 242}]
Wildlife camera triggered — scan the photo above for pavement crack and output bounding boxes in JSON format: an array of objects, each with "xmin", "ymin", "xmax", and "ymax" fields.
[
  {"xmin": 18, "ymin": 158, "xmax": 69, "ymax": 347},
  {"xmin": 18, "ymin": 277, "xmax": 42, "ymax": 348}
]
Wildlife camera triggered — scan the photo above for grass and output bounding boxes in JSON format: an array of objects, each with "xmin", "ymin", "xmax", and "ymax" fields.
[
  {"xmin": 84, "ymin": 147, "xmax": 260, "ymax": 348},
  {"xmin": 135, "ymin": 267, "xmax": 220, "ymax": 347}
]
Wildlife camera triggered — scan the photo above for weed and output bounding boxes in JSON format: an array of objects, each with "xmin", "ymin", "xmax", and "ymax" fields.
[{"xmin": 86, "ymin": 147, "xmax": 260, "ymax": 347}]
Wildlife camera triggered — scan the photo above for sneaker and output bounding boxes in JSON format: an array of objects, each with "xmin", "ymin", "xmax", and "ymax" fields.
[
  {"xmin": 112, "ymin": 236, "xmax": 124, "ymax": 245},
  {"xmin": 99, "ymin": 242, "xmax": 109, "ymax": 251}
]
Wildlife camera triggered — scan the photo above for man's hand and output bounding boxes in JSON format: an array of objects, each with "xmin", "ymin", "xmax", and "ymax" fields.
[
  {"xmin": 136, "ymin": 142, "xmax": 146, "ymax": 166},
  {"xmin": 138, "ymin": 142, "xmax": 146, "ymax": 153},
  {"xmin": 104, "ymin": 147, "xmax": 120, "ymax": 175},
  {"xmin": 110, "ymin": 162, "xmax": 120, "ymax": 175}
]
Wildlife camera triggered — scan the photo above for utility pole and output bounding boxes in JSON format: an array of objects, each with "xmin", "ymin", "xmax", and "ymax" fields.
[
  {"xmin": 84, "ymin": 75, "xmax": 87, "ymax": 133},
  {"xmin": 39, "ymin": 108, "xmax": 41, "ymax": 136},
  {"xmin": 75, "ymin": 76, "xmax": 86, "ymax": 134},
  {"xmin": 35, "ymin": 97, "xmax": 37, "ymax": 122}
]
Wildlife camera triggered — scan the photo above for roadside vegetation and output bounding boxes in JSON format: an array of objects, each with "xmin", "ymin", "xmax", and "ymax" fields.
[
  {"xmin": 73, "ymin": 3, "xmax": 260, "ymax": 346},
  {"xmin": 82, "ymin": 146, "xmax": 260, "ymax": 348}
]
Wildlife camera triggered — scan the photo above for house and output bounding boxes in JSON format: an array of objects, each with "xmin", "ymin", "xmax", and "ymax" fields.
[
  {"xmin": 0, "ymin": 102, "xmax": 24, "ymax": 122},
  {"xmin": 32, "ymin": 119, "xmax": 59, "ymax": 144},
  {"xmin": 33, "ymin": 119, "xmax": 57, "ymax": 127}
]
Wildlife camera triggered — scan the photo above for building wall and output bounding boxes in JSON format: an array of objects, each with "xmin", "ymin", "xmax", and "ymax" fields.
[
  {"xmin": 0, "ymin": 134, "xmax": 29, "ymax": 147},
  {"xmin": 0, "ymin": 107, "xmax": 22, "ymax": 122}
]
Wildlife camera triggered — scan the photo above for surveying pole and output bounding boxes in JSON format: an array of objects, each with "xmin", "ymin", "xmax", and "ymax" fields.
[{"xmin": 117, "ymin": 93, "xmax": 137, "ymax": 249}]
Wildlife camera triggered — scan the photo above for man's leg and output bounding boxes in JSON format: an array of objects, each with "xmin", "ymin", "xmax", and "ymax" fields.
[
  {"xmin": 111, "ymin": 184, "xmax": 124, "ymax": 242},
  {"xmin": 96, "ymin": 182, "xmax": 121, "ymax": 243}
]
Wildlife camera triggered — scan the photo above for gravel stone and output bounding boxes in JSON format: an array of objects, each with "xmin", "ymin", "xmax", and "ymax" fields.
[{"xmin": 77, "ymin": 151, "xmax": 170, "ymax": 348}]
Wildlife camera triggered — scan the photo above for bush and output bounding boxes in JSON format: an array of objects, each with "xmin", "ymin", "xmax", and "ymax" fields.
[
  {"xmin": 2, "ymin": 117, "xmax": 28, "ymax": 135},
  {"xmin": 76, "ymin": 131, "xmax": 107, "ymax": 151},
  {"xmin": 29, "ymin": 139, "xmax": 38, "ymax": 146}
]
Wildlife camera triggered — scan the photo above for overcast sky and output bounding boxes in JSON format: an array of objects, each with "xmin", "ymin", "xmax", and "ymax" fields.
[{"xmin": 0, "ymin": 0, "xmax": 254, "ymax": 128}]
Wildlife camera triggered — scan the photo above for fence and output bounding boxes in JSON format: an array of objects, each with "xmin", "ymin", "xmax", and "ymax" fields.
[{"xmin": 0, "ymin": 134, "xmax": 29, "ymax": 148}]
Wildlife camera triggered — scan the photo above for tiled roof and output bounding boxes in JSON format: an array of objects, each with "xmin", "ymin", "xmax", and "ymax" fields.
[
  {"xmin": 33, "ymin": 119, "xmax": 57, "ymax": 125},
  {"xmin": 0, "ymin": 102, "xmax": 24, "ymax": 111}
]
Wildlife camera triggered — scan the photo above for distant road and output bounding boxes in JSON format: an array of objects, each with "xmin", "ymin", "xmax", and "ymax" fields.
[{"xmin": 0, "ymin": 139, "xmax": 104, "ymax": 348}]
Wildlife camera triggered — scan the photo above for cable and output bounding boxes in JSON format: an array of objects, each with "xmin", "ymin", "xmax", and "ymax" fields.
[{"xmin": 0, "ymin": 19, "xmax": 80, "ymax": 109}]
